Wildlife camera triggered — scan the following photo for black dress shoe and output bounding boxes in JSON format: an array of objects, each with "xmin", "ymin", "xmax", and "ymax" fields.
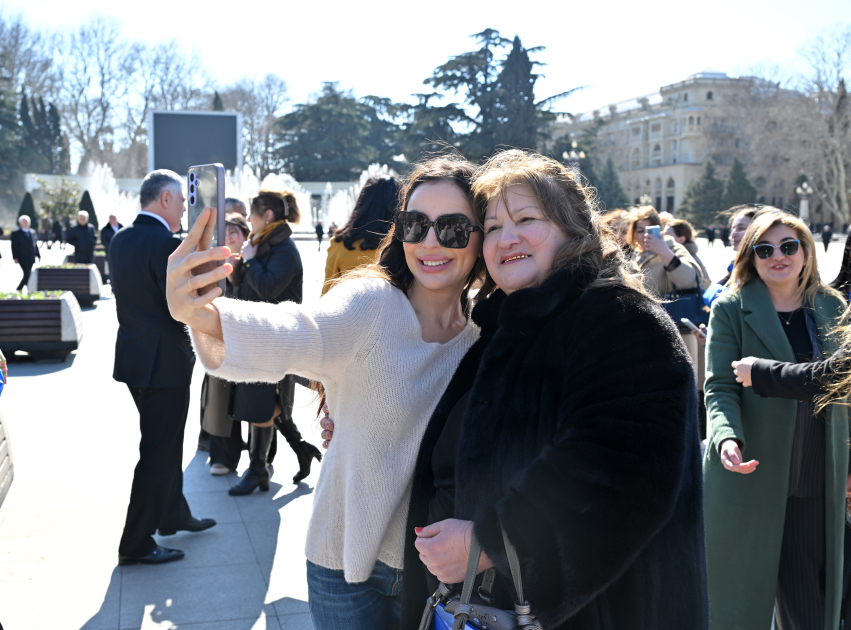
[
  {"xmin": 118, "ymin": 545, "xmax": 184, "ymax": 566},
  {"xmin": 157, "ymin": 517, "xmax": 217, "ymax": 536}
]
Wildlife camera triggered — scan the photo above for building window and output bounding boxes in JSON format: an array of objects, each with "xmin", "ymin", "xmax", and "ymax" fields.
[
  {"xmin": 684, "ymin": 93, "xmax": 689, "ymax": 102},
  {"xmin": 631, "ymin": 126, "xmax": 641, "ymax": 137},
  {"xmin": 651, "ymin": 145, "xmax": 662, "ymax": 167},
  {"xmin": 651, "ymin": 122, "xmax": 661, "ymax": 133},
  {"xmin": 656, "ymin": 196, "xmax": 662, "ymax": 210},
  {"xmin": 697, "ymin": 116, "xmax": 702, "ymax": 125},
  {"xmin": 631, "ymin": 148, "xmax": 641, "ymax": 169},
  {"xmin": 707, "ymin": 91, "xmax": 713, "ymax": 100},
  {"xmin": 666, "ymin": 196, "xmax": 675, "ymax": 212},
  {"xmin": 688, "ymin": 116, "xmax": 695, "ymax": 125}
]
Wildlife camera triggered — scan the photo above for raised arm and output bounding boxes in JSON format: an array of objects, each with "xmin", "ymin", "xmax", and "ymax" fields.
[{"xmin": 744, "ymin": 348, "xmax": 850, "ymax": 402}]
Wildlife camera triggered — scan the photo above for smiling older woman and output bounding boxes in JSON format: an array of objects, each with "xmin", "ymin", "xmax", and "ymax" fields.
[{"xmin": 394, "ymin": 150, "xmax": 708, "ymax": 630}]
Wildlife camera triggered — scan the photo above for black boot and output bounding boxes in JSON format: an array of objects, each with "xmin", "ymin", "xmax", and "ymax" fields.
[
  {"xmin": 275, "ymin": 414, "xmax": 322, "ymax": 484},
  {"xmin": 228, "ymin": 425, "xmax": 273, "ymax": 496}
]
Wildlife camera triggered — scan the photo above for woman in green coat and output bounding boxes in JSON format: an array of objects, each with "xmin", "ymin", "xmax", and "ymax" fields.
[{"xmin": 704, "ymin": 208, "xmax": 849, "ymax": 630}]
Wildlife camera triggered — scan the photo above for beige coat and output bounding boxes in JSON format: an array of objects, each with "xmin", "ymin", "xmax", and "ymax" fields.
[{"xmin": 632, "ymin": 238, "xmax": 703, "ymax": 298}]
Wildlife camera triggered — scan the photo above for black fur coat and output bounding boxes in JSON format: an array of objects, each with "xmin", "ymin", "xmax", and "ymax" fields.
[{"xmin": 400, "ymin": 264, "xmax": 708, "ymax": 630}]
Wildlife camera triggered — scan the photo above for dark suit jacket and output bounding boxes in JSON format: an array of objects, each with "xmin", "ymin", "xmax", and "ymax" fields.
[
  {"xmin": 100, "ymin": 222, "xmax": 123, "ymax": 250},
  {"xmin": 11, "ymin": 228, "xmax": 39, "ymax": 265},
  {"xmin": 66, "ymin": 224, "xmax": 97, "ymax": 261},
  {"xmin": 109, "ymin": 214, "xmax": 195, "ymax": 388}
]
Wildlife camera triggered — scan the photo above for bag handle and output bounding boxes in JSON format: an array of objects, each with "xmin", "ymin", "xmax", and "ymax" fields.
[{"xmin": 451, "ymin": 527, "xmax": 540, "ymax": 630}]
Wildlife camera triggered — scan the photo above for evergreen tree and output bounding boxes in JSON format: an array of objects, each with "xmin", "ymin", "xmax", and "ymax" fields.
[
  {"xmin": 18, "ymin": 192, "xmax": 38, "ymax": 225},
  {"xmin": 275, "ymin": 83, "xmax": 379, "ymax": 181},
  {"xmin": 79, "ymin": 190, "xmax": 98, "ymax": 231},
  {"xmin": 426, "ymin": 28, "xmax": 511, "ymax": 159},
  {"xmin": 212, "ymin": 91, "xmax": 224, "ymax": 111},
  {"xmin": 681, "ymin": 159, "xmax": 726, "ymax": 225},
  {"xmin": 721, "ymin": 157, "xmax": 758, "ymax": 209},
  {"xmin": 0, "ymin": 55, "xmax": 24, "ymax": 220},
  {"xmin": 595, "ymin": 155, "xmax": 630, "ymax": 210},
  {"xmin": 493, "ymin": 36, "xmax": 539, "ymax": 149}
]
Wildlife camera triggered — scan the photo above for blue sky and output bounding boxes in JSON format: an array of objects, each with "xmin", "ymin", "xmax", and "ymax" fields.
[{"xmin": 4, "ymin": 0, "xmax": 848, "ymax": 116}]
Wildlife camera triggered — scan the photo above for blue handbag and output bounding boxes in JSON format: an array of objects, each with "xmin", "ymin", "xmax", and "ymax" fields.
[{"xmin": 418, "ymin": 528, "xmax": 541, "ymax": 630}]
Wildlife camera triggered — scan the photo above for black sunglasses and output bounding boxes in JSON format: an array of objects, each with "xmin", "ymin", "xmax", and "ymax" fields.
[
  {"xmin": 394, "ymin": 211, "xmax": 481, "ymax": 249},
  {"xmin": 753, "ymin": 239, "xmax": 800, "ymax": 259}
]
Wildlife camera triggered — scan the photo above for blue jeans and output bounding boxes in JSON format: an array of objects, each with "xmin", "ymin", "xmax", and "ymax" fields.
[{"xmin": 307, "ymin": 559, "xmax": 403, "ymax": 630}]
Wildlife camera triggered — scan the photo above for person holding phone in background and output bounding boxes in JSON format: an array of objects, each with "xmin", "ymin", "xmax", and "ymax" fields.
[
  {"xmin": 627, "ymin": 206, "xmax": 704, "ymax": 369},
  {"xmin": 703, "ymin": 208, "xmax": 848, "ymax": 629},
  {"xmin": 110, "ymin": 170, "xmax": 216, "ymax": 566}
]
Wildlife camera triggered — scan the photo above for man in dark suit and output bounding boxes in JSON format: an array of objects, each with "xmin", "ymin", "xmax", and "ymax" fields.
[
  {"xmin": 66, "ymin": 211, "xmax": 97, "ymax": 264},
  {"xmin": 109, "ymin": 170, "xmax": 215, "ymax": 566},
  {"xmin": 11, "ymin": 215, "xmax": 40, "ymax": 291},
  {"xmin": 99, "ymin": 214, "xmax": 123, "ymax": 253}
]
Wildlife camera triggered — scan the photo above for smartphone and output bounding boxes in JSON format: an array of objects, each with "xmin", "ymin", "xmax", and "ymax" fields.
[
  {"xmin": 647, "ymin": 225, "xmax": 661, "ymax": 239},
  {"xmin": 187, "ymin": 164, "xmax": 226, "ymax": 294},
  {"xmin": 680, "ymin": 318, "xmax": 707, "ymax": 338}
]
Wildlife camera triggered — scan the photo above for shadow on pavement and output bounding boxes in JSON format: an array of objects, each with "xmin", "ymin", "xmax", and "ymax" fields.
[
  {"xmin": 77, "ymin": 451, "xmax": 313, "ymax": 629},
  {"xmin": 5, "ymin": 352, "xmax": 76, "ymax": 375}
]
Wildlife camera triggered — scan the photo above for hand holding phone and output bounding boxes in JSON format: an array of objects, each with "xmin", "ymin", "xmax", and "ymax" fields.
[
  {"xmin": 187, "ymin": 164, "xmax": 226, "ymax": 293},
  {"xmin": 646, "ymin": 226, "xmax": 661, "ymax": 239},
  {"xmin": 680, "ymin": 318, "xmax": 707, "ymax": 338}
]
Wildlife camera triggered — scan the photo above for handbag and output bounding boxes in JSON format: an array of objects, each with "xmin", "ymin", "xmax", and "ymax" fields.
[
  {"xmin": 662, "ymin": 282, "xmax": 710, "ymax": 327},
  {"xmin": 418, "ymin": 527, "xmax": 542, "ymax": 630}
]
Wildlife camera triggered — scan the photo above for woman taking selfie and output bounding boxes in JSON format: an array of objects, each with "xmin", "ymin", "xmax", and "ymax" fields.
[
  {"xmin": 704, "ymin": 209, "xmax": 848, "ymax": 630},
  {"xmin": 396, "ymin": 151, "xmax": 707, "ymax": 629},
  {"xmin": 166, "ymin": 156, "xmax": 486, "ymax": 630}
]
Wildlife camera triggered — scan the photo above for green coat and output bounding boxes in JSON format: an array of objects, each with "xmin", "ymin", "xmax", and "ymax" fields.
[{"xmin": 704, "ymin": 280, "xmax": 849, "ymax": 630}]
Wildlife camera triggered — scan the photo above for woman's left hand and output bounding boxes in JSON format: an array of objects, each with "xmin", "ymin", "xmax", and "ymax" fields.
[
  {"xmin": 732, "ymin": 357, "xmax": 758, "ymax": 387},
  {"xmin": 415, "ymin": 518, "xmax": 493, "ymax": 584}
]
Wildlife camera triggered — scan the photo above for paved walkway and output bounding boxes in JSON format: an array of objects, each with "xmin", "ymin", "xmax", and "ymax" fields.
[
  {"xmin": 0, "ymin": 233, "xmax": 844, "ymax": 629},
  {"xmin": 0, "ymin": 238, "xmax": 331, "ymax": 630}
]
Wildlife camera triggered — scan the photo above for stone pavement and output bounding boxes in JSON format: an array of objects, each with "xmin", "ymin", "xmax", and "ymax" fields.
[{"xmin": 0, "ymin": 234, "xmax": 845, "ymax": 629}]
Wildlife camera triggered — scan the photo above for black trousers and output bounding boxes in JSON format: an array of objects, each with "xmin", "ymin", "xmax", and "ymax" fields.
[
  {"xmin": 16, "ymin": 262, "xmax": 32, "ymax": 291},
  {"xmin": 119, "ymin": 385, "xmax": 192, "ymax": 557},
  {"xmin": 775, "ymin": 495, "xmax": 826, "ymax": 630}
]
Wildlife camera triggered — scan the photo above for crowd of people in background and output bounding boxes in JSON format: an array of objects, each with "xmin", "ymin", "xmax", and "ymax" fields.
[{"xmin": 7, "ymin": 149, "xmax": 851, "ymax": 630}]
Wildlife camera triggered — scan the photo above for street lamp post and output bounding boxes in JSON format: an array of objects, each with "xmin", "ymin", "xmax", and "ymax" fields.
[{"xmin": 796, "ymin": 181, "xmax": 813, "ymax": 226}]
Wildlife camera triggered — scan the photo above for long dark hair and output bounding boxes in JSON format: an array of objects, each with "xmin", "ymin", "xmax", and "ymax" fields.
[
  {"xmin": 335, "ymin": 175, "xmax": 400, "ymax": 251},
  {"xmin": 831, "ymin": 231, "xmax": 851, "ymax": 294}
]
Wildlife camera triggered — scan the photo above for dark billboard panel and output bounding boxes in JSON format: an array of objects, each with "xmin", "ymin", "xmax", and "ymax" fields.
[{"xmin": 148, "ymin": 111, "xmax": 242, "ymax": 175}]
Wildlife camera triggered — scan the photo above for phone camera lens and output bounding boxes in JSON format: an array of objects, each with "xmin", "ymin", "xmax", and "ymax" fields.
[
  {"xmin": 189, "ymin": 195, "xmax": 196, "ymax": 206},
  {"xmin": 189, "ymin": 172, "xmax": 196, "ymax": 183},
  {"xmin": 189, "ymin": 183, "xmax": 195, "ymax": 194}
]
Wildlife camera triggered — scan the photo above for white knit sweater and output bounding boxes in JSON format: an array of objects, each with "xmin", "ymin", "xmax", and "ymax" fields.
[{"xmin": 190, "ymin": 277, "xmax": 479, "ymax": 583}]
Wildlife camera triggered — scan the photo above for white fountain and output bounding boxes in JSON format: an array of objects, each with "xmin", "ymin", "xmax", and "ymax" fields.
[
  {"xmin": 324, "ymin": 164, "xmax": 399, "ymax": 229},
  {"xmin": 87, "ymin": 163, "xmax": 141, "ymax": 228}
]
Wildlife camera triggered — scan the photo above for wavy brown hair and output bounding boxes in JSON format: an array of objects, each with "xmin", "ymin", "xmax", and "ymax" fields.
[
  {"xmin": 471, "ymin": 149, "xmax": 647, "ymax": 297},
  {"xmin": 626, "ymin": 205, "xmax": 661, "ymax": 251}
]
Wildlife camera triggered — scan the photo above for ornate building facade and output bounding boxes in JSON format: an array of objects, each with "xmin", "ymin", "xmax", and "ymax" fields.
[{"xmin": 557, "ymin": 71, "xmax": 780, "ymax": 213}]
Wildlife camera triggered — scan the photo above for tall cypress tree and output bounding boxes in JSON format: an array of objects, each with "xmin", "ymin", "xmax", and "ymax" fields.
[
  {"xmin": 18, "ymin": 192, "xmax": 38, "ymax": 225},
  {"xmin": 681, "ymin": 159, "xmax": 725, "ymax": 225},
  {"xmin": 79, "ymin": 190, "xmax": 98, "ymax": 231},
  {"xmin": 0, "ymin": 55, "xmax": 24, "ymax": 218},
  {"xmin": 595, "ymin": 154, "xmax": 630, "ymax": 210},
  {"xmin": 494, "ymin": 36, "xmax": 539, "ymax": 150},
  {"xmin": 212, "ymin": 91, "xmax": 224, "ymax": 111},
  {"xmin": 721, "ymin": 157, "xmax": 758, "ymax": 209}
]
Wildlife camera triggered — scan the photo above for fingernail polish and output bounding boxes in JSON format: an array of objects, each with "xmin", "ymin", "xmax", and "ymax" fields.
[{"xmin": 415, "ymin": 527, "xmax": 423, "ymax": 534}]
